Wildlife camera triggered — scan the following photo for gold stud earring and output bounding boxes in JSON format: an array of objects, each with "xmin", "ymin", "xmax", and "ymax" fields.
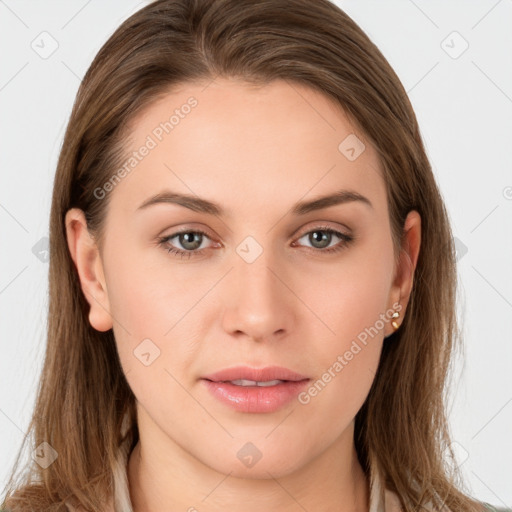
[{"xmin": 390, "ymin": 310, "xmax": 400, "ymax": 331}]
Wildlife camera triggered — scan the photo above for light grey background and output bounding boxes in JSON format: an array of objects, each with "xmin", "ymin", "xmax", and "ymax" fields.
[{"xmin": 1, "ymin": 0, "xmax": 511, "ymax": 506}]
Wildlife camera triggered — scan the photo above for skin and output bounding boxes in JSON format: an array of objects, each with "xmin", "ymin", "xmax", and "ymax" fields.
[{"xmin": 65, "ymin": 77, "xmax": 421, "ymax": 512}]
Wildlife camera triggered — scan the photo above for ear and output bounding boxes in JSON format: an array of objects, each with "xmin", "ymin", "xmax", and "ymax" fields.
[
  {"xmin": 65, "ymin": 208, "xmax": 113, "ymax": 332},
  {"xmin": 384, "ymin": 210, "xmax": 421, "ymax": 338}
]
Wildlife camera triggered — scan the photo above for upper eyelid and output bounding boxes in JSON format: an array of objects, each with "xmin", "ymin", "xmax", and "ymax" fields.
[{"xmin": 296, "ymin": 224, "xmax": 349, "ymax": 237}]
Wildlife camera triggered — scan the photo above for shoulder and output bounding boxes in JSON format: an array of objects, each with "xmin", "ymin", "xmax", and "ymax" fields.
[{"xmin": 481, "ymin": 502, "xmax": 512, "ymax": 512}]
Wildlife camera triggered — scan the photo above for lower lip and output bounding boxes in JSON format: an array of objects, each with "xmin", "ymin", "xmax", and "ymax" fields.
[{"xmin": 201, "ymin": 379, "xmax": 310, "ymax": 413}]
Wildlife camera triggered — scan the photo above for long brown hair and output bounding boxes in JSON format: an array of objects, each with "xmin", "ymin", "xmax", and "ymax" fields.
[{"xmin": 1, "ymin": 0, "xmax": 484, "ymax": 510}]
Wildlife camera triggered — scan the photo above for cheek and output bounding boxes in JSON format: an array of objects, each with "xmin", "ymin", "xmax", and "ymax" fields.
[
  {"xmin": 299, "ymin": 341, "xmax": 380, "ymax": 439},
  {"xmin": 295, "ymin": 240, "xmax": 392, "ymax": 416},
  {"xmin": 103, "ymin": 243, "xmax": 205, "ymax": 389},
  {"xmin": 297, "ymin": 272, "xmax": 386, "ymax": 430},
  {"xmin": 296, "ymin": 243, "xmax": 393, "ymax": 346},
  {"xmin": 103, "ymin": 239, "xmax": 183, "ymax": 334}
]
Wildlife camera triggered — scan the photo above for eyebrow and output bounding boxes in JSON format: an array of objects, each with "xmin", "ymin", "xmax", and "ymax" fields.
[{"xmin": 136, "ymin": 188, "xmax": 373, "ymax": 216}]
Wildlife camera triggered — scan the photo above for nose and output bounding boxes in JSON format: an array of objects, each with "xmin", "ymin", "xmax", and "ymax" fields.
[{"xmin": 220, "ymin": 246, "xmax": 297, "ymax": 343}]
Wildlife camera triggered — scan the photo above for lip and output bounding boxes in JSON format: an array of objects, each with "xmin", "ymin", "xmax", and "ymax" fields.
[
  {"xmin": 200, "ymin": 365, "xmax": 310, "ymax": 413},
  {"xmin": 201, "ymin": 365, "xmax": 309, "ymax": 383}
]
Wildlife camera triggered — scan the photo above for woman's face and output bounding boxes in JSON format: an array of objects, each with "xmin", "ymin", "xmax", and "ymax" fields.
[{"xmin": 68, "ymin": 77, "xmax": 419, "ymax": 480}]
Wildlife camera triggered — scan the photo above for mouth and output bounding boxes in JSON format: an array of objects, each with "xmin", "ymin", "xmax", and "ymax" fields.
[{"xmin": 199, "ymin": 366, "xmax": 310, "ymax": 413}]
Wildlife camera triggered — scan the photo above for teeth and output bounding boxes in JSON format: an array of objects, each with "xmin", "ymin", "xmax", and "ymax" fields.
[{"xmin": 228, "ymin": 379, "xmax": 284, "ymax": 387}]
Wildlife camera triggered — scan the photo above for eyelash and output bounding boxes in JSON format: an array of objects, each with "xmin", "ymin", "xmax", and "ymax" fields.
[{"xmin": 157, "ymin": 225, "xmax": 354, "ymax": 260}]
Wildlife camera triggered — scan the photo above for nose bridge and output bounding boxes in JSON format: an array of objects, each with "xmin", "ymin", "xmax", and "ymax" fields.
[
  {"xmin": 235, "ymin": 237, "xmax": 283, "ymax": 309},
  {"xmin": 221, "ymin": 235, "xmax": 294, "ymax": 340}
]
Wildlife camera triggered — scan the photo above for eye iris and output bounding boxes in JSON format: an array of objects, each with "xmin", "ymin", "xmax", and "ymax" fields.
[
  {"xmin": 179, "ymin": 232, "xmax": 202, "ymax": 250},
  {"xmin": 310, "ymin": 230, "xmax": 331, "ymax": 249}
]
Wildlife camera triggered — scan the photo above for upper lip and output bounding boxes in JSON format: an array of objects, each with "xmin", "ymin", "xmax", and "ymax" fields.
[{"xmin": 201, "ymin": 365, "xmax": 310, "ymax": 383}]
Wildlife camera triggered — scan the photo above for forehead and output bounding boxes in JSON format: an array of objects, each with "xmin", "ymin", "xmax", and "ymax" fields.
[{"xmin": 111, "ymin": 77, "xmax": 386, "ymax": 218}]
